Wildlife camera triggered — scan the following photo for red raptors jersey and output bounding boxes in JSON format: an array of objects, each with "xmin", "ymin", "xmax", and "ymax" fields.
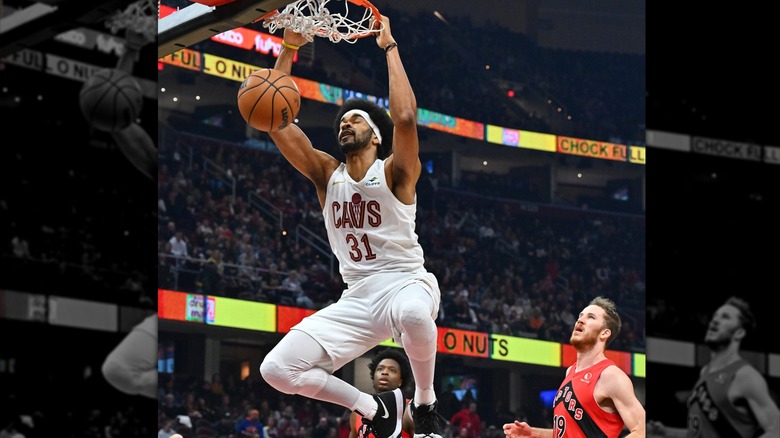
[
  {"xmin": 552, "ymin": 359, "xmax": 625, "ymax": 437},
  {"xmin": 686, "ymin": 359, "xmax": 759, "ymax": 438},
  {"xmin": 354, "ymin": 399, "xmax": 412, "ymax": 438}
]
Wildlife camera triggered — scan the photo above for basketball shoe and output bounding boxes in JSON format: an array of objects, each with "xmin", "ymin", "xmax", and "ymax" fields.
[
  {"xmin": 359, "ymin": 388, "xmax": 404, "ymax": 438},
  {"xmin": 410, "ymin": 401, "xmax": 447, "ymax": 438}
]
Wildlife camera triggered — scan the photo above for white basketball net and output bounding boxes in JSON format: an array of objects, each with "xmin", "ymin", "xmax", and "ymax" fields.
[
  {"xmin": 105, "ymin": 0, "xmax": 158, "ymax": 43},
  {"xmin": 262, "ymin": 0, "xmax": 382, "ymax": 44}
]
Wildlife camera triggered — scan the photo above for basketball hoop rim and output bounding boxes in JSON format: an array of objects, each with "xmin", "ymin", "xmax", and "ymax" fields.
[
  {"xmin": 350, "ymin": 0, "xmax": 382, "ymax": 26},
  {"xmin": 260, "ymin": 0, "xmax": 384, "ymax": 41}
]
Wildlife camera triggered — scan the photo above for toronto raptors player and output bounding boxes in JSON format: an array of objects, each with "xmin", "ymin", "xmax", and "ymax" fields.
[{"xmin": 503, "ymin": 297, "xmax": 646, "ymax": 437}]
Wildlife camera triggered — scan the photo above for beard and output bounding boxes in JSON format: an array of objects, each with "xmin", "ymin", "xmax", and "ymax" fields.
[
  {"xmin": 704, "ymin": 337, "xmax": 730, "ymax": 351},
  {"xmin": 339, "ymin": 130, "xmax": 373, "ymax": 155},
  {"xmin": 570, "ymin": 330, "xmax": 598, "ymax": 350},
  {"xmin": 703, "ymin": 327, "xmax": 735, "ymax": 351}
]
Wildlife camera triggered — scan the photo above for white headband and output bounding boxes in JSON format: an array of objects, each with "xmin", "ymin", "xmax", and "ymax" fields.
[{"xmin": 342, "ymin": 109, "xmax": 382, "ymax": 145}]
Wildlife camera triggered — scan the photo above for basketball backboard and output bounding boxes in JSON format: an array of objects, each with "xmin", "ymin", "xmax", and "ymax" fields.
[
  {"xmin": 0, "ymin": 0, "xmax": 139, "ymax": 56},
  {"xmin": 158, "ymin": 0, "xmax": 294, "ymax": 58}
]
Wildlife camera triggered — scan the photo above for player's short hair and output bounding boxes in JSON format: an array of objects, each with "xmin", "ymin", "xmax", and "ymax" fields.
[
  {"xmin": 368, "ymin": 348, "xmax": 413, "ymax": 395},
  {"xmin": 333, "ymin": 98, "xmax": 393, "ymax": 159},
  {"xmin": 724, "ymin": 296, "xmax": 757, "ymax": 334},
  {"xmin": 590, "ymin": 296, "xmax": 622, "ymax": 347}
]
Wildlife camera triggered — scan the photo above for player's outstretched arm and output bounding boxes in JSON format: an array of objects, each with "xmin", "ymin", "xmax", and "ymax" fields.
[
  {"xmin": 503, "ymin": 420, "xmax": 550, "ymax": 438},
  {"xmin": 738, "ymin": 366, "xmax": 780, "ymax": 437},
  {"xmin": 267, "ymin": 29, "xmax": 338, "ymax": 206},
  {"xmin": 646, "ymin": 421, "xmax": 687, "ymax": 438},
  {"xmin": 112, "ymin": 123, "xmax": 156, "ymax": 182},
  {"xmin": 115, "ymin": 29, "xmax": 151, "ymax": 74},
  {"xmin": 348, "ymin": 411, "xmax": 359, "ymax": 438},
  {"xmin": 601, "ymin": 366, "xmax": 645, "ymax": 437},
  {"xmin": 108, "ymin": 28, "xmax": 156, "ymax": 182},
  {"xmin": 376, "ymin": 15, "xmax": 420, "ymax": 206}
]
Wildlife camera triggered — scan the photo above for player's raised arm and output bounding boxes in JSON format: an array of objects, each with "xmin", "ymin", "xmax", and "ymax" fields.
[
  {"xmin": 376, "ymin": 16, "xmax": 421, "ymax": 205},
  {"xmin": 267, "ymin": 28, "xmax": 339, "ymax": 206}
]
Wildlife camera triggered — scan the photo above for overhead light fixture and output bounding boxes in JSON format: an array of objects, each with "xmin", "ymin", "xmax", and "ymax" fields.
[{"xmin": 433, "ymin": 11, "xmax": 449, "ymax": 25}]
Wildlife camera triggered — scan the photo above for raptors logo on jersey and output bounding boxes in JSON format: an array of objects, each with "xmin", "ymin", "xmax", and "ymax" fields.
[{"xmin": 552, "ymin": 359, "xmax": 625, "ymax": 438}]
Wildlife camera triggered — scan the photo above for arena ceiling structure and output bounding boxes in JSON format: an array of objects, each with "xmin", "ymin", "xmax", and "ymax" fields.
[
  {"xmin": 0, "ymin": 0, "xmax": 137, "ymax": 56},
  {"xmin": 1, "ymin": 0, "xmax": 158, "ymax": 141}
]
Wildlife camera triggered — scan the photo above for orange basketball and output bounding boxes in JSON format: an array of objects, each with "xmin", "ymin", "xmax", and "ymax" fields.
[
  {"xmin": 79, "ymin": 68, "xmax": 143, "ymax": 133},
  {"xmin": 237, "ymin": 68, "xmax": 301, "ymax": 132}
]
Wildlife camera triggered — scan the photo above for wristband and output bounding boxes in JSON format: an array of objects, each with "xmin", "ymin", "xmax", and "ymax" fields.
[
  {"xmin": 384, "ymin": 42, "xmax": 398, "ymax": 53},
  {"xmin": 282, "ymin": 41, "xmax": 300, "ymax": 51}
]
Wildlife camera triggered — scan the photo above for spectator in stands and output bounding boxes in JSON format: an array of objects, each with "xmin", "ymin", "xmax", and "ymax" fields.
[
  {"xmin": 261, "ymin": 263, "xmax": 285, "ymax": 303},
  {"xmin": 197, "ymin": 249, "xmax": 225, "ymax": 295},
  {"xmin": 450, "ymin": 401, "xmax": 482, "ymax": 438},
  {"xmin": 195, "ymin": 395, "xmax": 219, "ymax": 426},
  {"xmin": 236, "ymin": 408, "xmax": 265, "ymax": 438},
  {"xmin": 169, "ymin": 230, "xmax": 189, "ymax": 263},
  {"xmin": 312, "ymin": 416, "xmax": 333, "ymax": 438},
  {"xmin": 282, "ymin": 269, "xmax": 314, "ymax": 309},
  {"xmin": 215, "ymin": 393, "xmax": 242, "ymax": 436},
  {"xmin": 237, "ymin": 246, "xmax": 261, "ymax": 287},
  {"xmin": 264, "ymin": 414, "xmax": 280, "ymax": 438},
  {"xmin": 158, "ymin": 420, "xmax": 178, "ymax": 438},
  {"xmin": 437, "ymin": 382, "xmax": 462, "ymax": 420},
  {"xmin": 10, "ymin": 235, "xmax": 31, "ymax": 259},
  {"xmin": 209, "ymin": 373, "xmax": 225, "ymax": 399},
  {"xmin": 276, "ymin": 406, "xmax": 300, "ymax": 438},
  {"xmin": 445, "ymin": 290, "xmax": 479, "ymax": 330},
  {"xmin": 162, "ymin": 393, "xmax": 186, "ymax": 421}
]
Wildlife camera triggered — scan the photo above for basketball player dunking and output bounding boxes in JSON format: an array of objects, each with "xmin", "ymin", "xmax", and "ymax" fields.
[{"xmin": 258, "ymin": 15, "xmax": 447, "ymax": 438}]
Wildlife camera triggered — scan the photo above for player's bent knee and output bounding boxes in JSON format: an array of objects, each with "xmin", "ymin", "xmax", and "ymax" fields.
[
  {"xmin": 397, "ymin": 301, "xmax": 435, "ymax": 330},
  {"xmin": 102, "ymin": 359, "xmax": 137, "ymax": 395},
  {"xmin": 259, "ymin": 358, "xmax": 286, "ymax": 391},
  {"xmin": 260, "ymin": 357, "xmax": 298, "ymax": 394}
]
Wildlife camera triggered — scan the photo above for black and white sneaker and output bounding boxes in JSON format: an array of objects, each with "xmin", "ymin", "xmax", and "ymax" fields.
[
  {"xmin": 410, "ymin": 401, "xmax": 447, "ymax": 438},
  {"xmin": 360, "ymin": 388, "xmax": 404, "ymax": 438}
]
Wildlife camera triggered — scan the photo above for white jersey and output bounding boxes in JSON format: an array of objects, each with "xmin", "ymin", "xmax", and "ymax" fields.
[{"xmin": 322, "ymin": 159, "xmax": 425, "ymax": 285}]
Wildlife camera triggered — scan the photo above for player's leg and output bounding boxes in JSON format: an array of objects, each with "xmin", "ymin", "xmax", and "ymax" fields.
[
  {"xmin": 102, "ymin": 314, "xmax": 158, "ymax": 399},
  {"xmin": 260, "ymin": 329, "xmax": 404, "ymax": 438},
  {"xmin": 391, "ymin": 280, "xmax": 447, "ymax": 438},
  {"xmin": 260, "ymin": 329, "xmax": 355, "ymax": 403}
]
